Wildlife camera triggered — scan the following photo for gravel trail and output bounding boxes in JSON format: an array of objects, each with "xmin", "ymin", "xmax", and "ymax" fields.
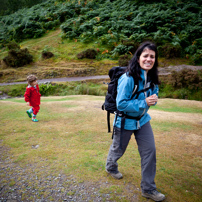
[{"xmin": 0, "ymin": 142, "xmax": 139, "ymax": 202}]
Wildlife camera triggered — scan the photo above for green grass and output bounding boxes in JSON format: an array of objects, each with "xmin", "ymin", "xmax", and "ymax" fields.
[
  {"xmin": 152, "ymin": 120, "xmax": 193, "ymax": 132},
  {"xmin": 151, "ymin": 99, "xmax": 202, "ymax": 114},
  {"xmin": 151, "ymin": 105, "xmax": 202, "ymax": 113},
  {"xmin": 0, "ymin": 81, "xmax": 108, "ymax": 97},
  {"xmin": 0, "ymin": 96, "xmax": 202, "ymax": 201}
]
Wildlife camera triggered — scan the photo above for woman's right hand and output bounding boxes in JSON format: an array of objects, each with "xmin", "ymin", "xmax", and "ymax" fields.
[
  {"xmin": 146, "ymin": 94, "xmax": 158, "ymax": 106},
  {"xmin": 26, "ymin": 102, "xmax": 30, "ymax": 106}
]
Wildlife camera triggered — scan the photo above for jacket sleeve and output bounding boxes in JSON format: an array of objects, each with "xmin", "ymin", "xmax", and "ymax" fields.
[
  {"xmin": 152, "ymin": 84, "xmax": 159, "ymax": 106},
  {"xmin": 153, "ymin": 84, "xmax": 159, "ymax": 96},
  {"xmin": 36, "ymin": 85, "xmax": 41, "ymax": 96},
  {"xmin": 24, "ymin": 88, "xmax": 31, "ymax": 102},
  {"xmin": 116, "ymin": 75, "xmax": 148, "ymax": 113}
]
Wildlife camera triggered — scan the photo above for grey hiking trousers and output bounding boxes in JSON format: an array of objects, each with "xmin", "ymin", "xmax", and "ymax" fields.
[{"xmin": 106, "ymin": 121, "xmax": 156, "ymax": 192}]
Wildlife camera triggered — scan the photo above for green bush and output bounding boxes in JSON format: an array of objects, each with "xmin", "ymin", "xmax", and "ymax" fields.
[
  {"xmin": 122, "ymin": 40, "xmax": 139, "ymax": 54},
  {"xmin": 7, "ymin": 41, "xmax": 20, "ymax": 50},
  {"xmin": 158, "ymin": 43, "xmax": 182, "ymax": 59},
  {"xmin": 118, "ymin": 55, "xmax": 132, "ymax": 67},
  {"xmin": 3, "ymin": 48, "xmax": 33, "ymax": 68},
  {"xmin": 0, "ymin": 84, "xmax": 27, "ymax": 97},
  {"xmin": 170, "ymin": 69, "xmax": 202, "ymax": 90},
  {"xmin": 42, "ymin": 51, "xmax": 54, "ymax": 59},
  {"xmin": 77, "ymin": 49, "xmax": 97, "ymax": 59},
  {"xmin": 39, "ymin": 83, "xmax": 57, "ymax": 96},
  {"xmin": 191, "ymin": 50, "xmax": 202, "ymax": 65},
  {"xmin": 159, "ymin": 69, "xmax": 202, "ymax": 100},
  {"xmin": 110, "ymin": 44, "xmax": 132, "ymax": 58}
]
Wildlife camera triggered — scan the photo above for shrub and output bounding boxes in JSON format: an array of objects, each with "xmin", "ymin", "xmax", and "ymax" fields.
[
  {"xmin": 77, "ymin": 49, "xmax": 97, "ymax": 59},
  {"xmin": 191, "ymin": 50, "xmax": 202, "ymax": 65},
  {"xmin": 6, "ymin": 84, "xmax": 27, "ymax": 97},
  {"xmin": 118, "ymin": 55, "xmax": 132, "ymax": 67},
  {"xmin": 3, "ymin": 48, "xmax": 33, "ymax": 68},
  {"xmin": 122, "ymin": 40, "xmax": 139, "ymax": 54},
  {"xmin": 158, "ymin": 43, "xmax": 182, "ymax": 58},
  {"xmin": 39, "ymin": 83, "xmax": 57, "ymax": 96},
  {"xmin": 110, "ymin": 44, "xmax": 135, "ymax": 58},
  {"xmin": 42, "ymin": 51, "xmax": 54, "ymax": 59},
  {"xmin": 159, "ymin": 69, "xmax": 202, "ymax": 100},
  {"xmin": 172, "ymin": 88, "xmax": 190, "ymax": 99},
  {"xmin": 7, "ymin": 41, "xmax": 20, "ymax": 50},
  {"xmin": 169, "ymin": 69, "xmax": 202, "ymax": 90}
]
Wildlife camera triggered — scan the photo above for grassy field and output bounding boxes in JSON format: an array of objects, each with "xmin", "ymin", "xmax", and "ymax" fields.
[{"xmin": 0, "ymin": 96, "xmax": 202, "ymax": 201}]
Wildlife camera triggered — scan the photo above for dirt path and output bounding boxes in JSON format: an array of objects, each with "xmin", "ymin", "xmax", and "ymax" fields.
[
  {"xmin": 0, "ymin": 142, "xmax": 122, "ymax": 202},
  {"xmin": 0, "ymin": 64, "xmax": 202, "ymax": 86},
  {"xmin": 0, "ymin": 75, "xmax": 109, "ymax": 86}
]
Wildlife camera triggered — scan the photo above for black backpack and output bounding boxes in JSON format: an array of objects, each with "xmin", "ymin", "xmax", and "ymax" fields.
[
  {"xmin": 102, "ymin": 66, "xmax": 137, "ymax": 133},
  {"xmin": 102, "ymin": 66, "xmax": 154, "ymax": 133}
]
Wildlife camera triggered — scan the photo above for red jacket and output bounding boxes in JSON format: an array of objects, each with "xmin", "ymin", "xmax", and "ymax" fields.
[{"xmin": 24, "ymin": 84, "xmax": 41, "ymax": 106}]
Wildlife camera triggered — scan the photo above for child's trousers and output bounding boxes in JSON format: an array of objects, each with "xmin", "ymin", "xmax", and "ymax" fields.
[
  {"xmin": 32, "ymin": 105, "xmax": 40, "ymax": 116},
  {"xmin": 106, "ymin": 121, "xmax": 156, "ymax": 192}
]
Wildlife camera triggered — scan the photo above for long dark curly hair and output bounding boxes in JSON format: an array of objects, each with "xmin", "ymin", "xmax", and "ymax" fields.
[{"xmin": 126, "ymin": 41, "xmax": 160, "ymax": 85}]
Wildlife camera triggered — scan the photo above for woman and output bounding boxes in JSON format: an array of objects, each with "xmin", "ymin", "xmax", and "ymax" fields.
[{"xmin": 105, "ymin": 41, "xmax": 165, "ymax": 201}]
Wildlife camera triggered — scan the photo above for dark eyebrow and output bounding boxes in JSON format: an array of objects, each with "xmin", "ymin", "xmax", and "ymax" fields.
[{"xmin": 143, "ymin": 53, "xmax": 155, "ymax": 56}]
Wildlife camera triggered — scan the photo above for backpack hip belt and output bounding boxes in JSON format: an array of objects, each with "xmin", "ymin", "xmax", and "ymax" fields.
[{"xmin": 114, "ymin": 111, "xmax": 144, "ymax": 150}]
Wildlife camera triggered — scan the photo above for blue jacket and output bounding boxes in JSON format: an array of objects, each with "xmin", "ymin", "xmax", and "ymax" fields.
[{"xmin": 113, "ymin": 69, "xmax": 159, "ymax": 130}]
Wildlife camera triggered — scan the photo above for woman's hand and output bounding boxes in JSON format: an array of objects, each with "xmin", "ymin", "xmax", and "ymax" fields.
[
  {"xmin": 26, "ymin": 102, "xmax": 30, "ymax": 106},
  {"xmin": 146, "ymin": 94, "xmax": 158, "ymax": 106}
]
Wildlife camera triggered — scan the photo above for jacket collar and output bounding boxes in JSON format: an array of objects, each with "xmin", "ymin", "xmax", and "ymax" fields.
[
  {"xmin": 28, "ymin": 84, "xmax": 36, "ymax": 88},
  {"xmin": 140, "ymin": 68, "xmax": 147, "ymax": 80}
]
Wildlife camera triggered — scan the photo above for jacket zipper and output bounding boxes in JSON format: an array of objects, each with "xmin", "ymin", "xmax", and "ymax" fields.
[{"xmin": 139, "ymin": 71, "xmax": 147, "ymax": 117}]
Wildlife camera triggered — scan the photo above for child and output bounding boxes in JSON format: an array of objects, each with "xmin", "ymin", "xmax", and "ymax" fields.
[{"xmin": 24, "ymin": 75, "xmax": 41, "ymax": 122}]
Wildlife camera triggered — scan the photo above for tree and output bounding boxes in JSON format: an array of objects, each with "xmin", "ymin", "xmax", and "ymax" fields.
[{"xmin": 0, "ymin": 0, "xmax": 47, "ymax": 16}]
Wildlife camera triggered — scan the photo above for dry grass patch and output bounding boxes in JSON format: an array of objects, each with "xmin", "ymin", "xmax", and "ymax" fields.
[{"xmin": 0, "ymin": 96, "xmax": 202, "ymax": 201}]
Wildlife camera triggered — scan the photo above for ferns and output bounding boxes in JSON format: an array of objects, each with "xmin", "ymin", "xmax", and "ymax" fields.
[{"xmin": 0, "ymin": 0, "xmax": 202, "ymax": 63}]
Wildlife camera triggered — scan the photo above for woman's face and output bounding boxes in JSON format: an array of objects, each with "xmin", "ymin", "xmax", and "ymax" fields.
[{"xmin": 138, "ymin": 48, "xmax": 156, "ymax": 72}]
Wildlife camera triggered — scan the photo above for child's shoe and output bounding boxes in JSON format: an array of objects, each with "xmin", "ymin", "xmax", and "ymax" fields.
[
  {"xmin": 32, "ymin": 118, "xmax": 39, "ymax": 122},
  {"xmin": 26, "ymin": 110, "xmax": 32, "ymax": 118}
]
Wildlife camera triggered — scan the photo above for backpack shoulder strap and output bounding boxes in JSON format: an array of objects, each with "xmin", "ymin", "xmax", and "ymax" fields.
[
  {"xmin": 131, "ymin": 79, "xmax": 154, "ymax": 99},
  {"xmin": 131, "ymin": 76, "xmax": 139, "ymax": 99}
]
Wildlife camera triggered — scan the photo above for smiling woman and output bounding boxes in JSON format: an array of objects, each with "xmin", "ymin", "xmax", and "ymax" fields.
[
  {"xmin": 138, "ymin": 49, "xmax": 156, "ymax": 72},
  {"xmin": 105, "ymin": 41, "xmax": 166, "ymax": 202}
]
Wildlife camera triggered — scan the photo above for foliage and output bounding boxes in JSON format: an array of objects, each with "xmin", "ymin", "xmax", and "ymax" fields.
[
  {"xmin": 170, "ymin": 69, "xmax": 202, "ymax": 90},
  {"xmin": 2, "ymin": 84, "xmax": 27, "ymax": 97},
  {"xmin": 3, "ymin": 42, "xmax": 33, "ymax": 67},
  {"xmin": 0, "ymin": 81, "xmax": 107, "ymax": 98},
  {"xmin": 118, "ymin": 55, "xmax": 132, "ymax": 67},
  {"xmin": 0, "ymin": 0, "xmax": 202, "ymax": 63},
  {"xmin": 42, "ymin": 51, "xmax": 54, "ymax": 59},
  {"xmin": 7, "ymin": 41, "xmax": 20, "ymax": 50},
  {"xmin": 0, "ymin": 0, "xmax": 47, "ymax": 16},
  {"xmin": 77, "ymin": 49, "xmax": 97, "ymax": 59},
  {"xmin": 159, "ymin": 69, "xmax": 202, "ymax": 100},
  {"xmin": 158, "ymin": 43, "xmax": 182, "ymax": 59},
  {"xmin": 39, "ymin": 83, "xmax": 57, "ymax": 96}
]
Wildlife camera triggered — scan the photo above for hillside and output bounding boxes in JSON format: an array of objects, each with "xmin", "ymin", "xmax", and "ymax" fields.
[
  {"xmin": 0, "ymin": 0, "xmax": 202, "ymax": 101},
  {"xmin": 0, "ymin": 0, "xmax": 202, "ymax": 65}
]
